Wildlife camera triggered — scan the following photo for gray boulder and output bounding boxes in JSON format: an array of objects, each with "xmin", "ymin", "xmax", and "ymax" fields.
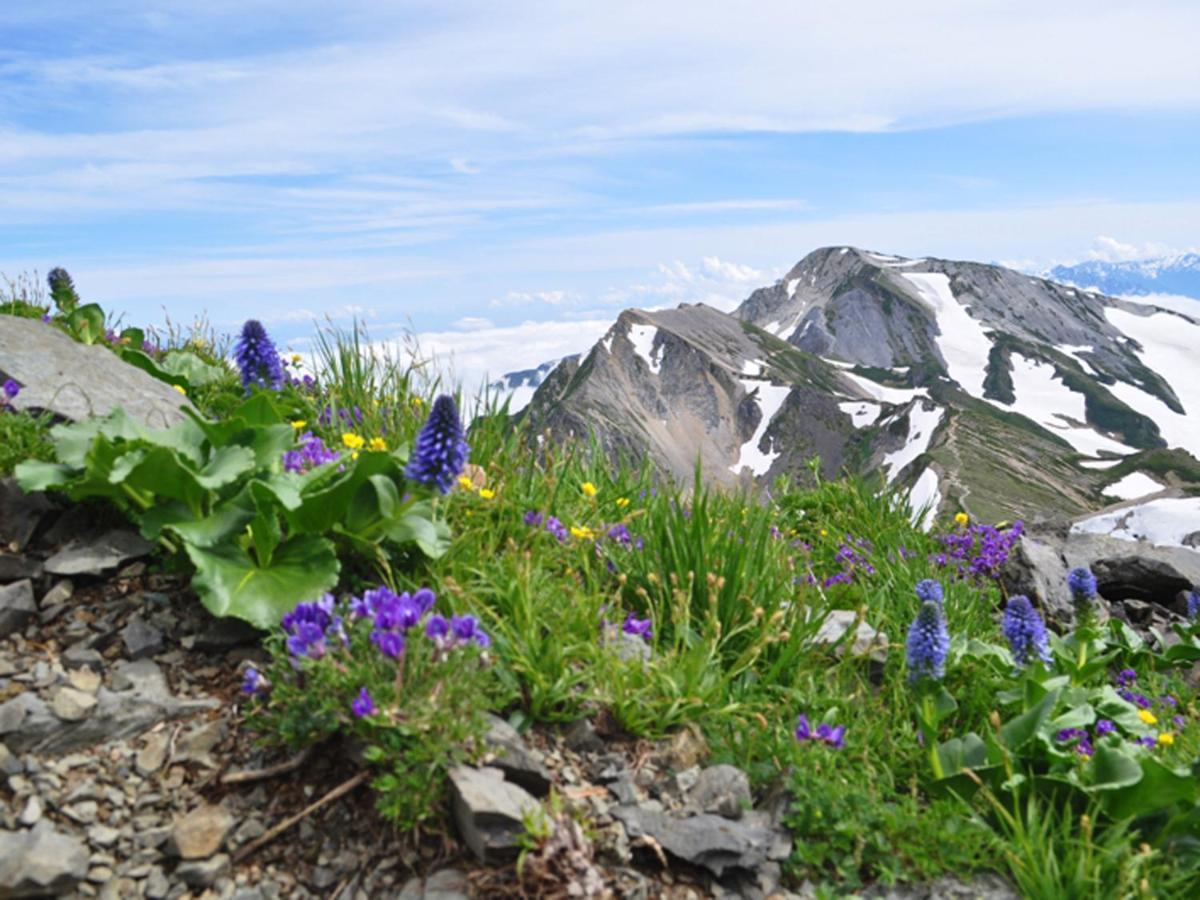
[
  {"xmin": 612, "ymin": 804, "xmax": 787, "ymax": 878},
  {"xmin": 0, "ymin": 316, "xmax": 191, "ymax": 427},
  {"xmin": 482, "ymin": 715, "xmax": 553, "ymax": 798},
  {"xmin": 686, "ymin": 764, "xmax": 753, "ymax": 820},
  {"xmin": 447, "ymin": 765, "xmax": 542, "ymax": 863},
  {"xmin": 0, "ymin": 821, "xmax": 89, "ymax": 898}
]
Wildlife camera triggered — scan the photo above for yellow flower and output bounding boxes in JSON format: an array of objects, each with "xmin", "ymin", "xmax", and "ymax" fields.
[
  {"xmin": 954, "ymin": 512, "xmax": 969, "ymax": 527},
  {"xmin": 291, "ymin": 353, "xmax": 303, "ymax": 364},
  {"xmin": 290, "ymin": 420, "xmax": 307, "ymax": 429},
  {"xmin": 351, "ymin": 451, "xmax": 359, "ymax": 460},
  {"xmin": 342, "ymin": 433, "xmax": 365, "ymax": 450},
  {"xmin": 410, "ymin": 396, "xmax": 425, "ymax": 409},
  {"xmin": 369, "ymin": 437, "xmax": 387, "ymax": 451},
  {"xmin": 581, "ymin": 482, "xmax": 598, "ymax": 498},
  {"xmin": 570, "ymin": 525, "xmax": 595, "ymax": 540},
  {"xmin": 1138, "ymin": 709, "xmax": 1158, "ymax": 726},
  {"xmin": 172, "ymin": 384, "xmax": 186, "ymax": 396},
  {"xmin": 457, "ymin": 474, "xmax": 476, "ymax": 491},
  {"xmin": 479, "ymin": 488, "xmax": 496, "ymax": 500},
  {"xmin": 1157, "ymin": 732, "xmax": 1175, "ymax": 747},
  {"xmin": 819, "ymin": 528, "xmax": 828, "ymax": 538},
  {"xmin": 615, "ymin": 497, "xmax": 630, "ymax": 509}
]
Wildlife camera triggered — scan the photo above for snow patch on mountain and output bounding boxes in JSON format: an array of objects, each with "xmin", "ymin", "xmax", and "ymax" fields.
[
  {"xmin": 908, "ymin": 467, "xmax": 941, "ymax": 531},
  {"xmin": 1101, "ymin": 307, "xmax": 1200, "ymax": 458},
  {"xmin": 628, "ymin": 324, "xmax": 663, "ymax": 374},
  {"xmin": 839, "ymin": 370, "xmax": 929, "ymax": 406},
  {"xmin": 730, "ymin": 381, "xmax": 792, "ymax": 477},
  {"xmin": 1072, "ymin": 497, "xmax": 1200, "ymax": 550},
  {"xmin": 882, "ymin": 402, "xmax": 943, "ymax": 483},
  {"xmin": 838, "ymin": 400, "xmax": 882, "ymax": 429},
  {"xmin": 901, "ymin": 272, "xmax": 993, "ymax": 399},
  {"xmin": 1003, "ymin": 353, "xmax": 1135, "ymax": 457},
  {"xmin": 1103, "ymin": 472, "xmax": 1163, "ymax": 501}
]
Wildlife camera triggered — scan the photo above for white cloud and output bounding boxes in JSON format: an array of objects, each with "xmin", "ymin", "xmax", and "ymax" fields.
[
  {"xmin": 452, "ymin": 316, "xmax": 494, "ymax": 330},
  {"xmin": 702, "ymin": 256, "xmax": 763, "ymax": 283},
  {"xmin": 1086, "ymin": 235, "xmax": 1181, "ymax": 262},
  {"xmin": 489, "ymin": 289, "xmax": 578, "ymax": 308}
]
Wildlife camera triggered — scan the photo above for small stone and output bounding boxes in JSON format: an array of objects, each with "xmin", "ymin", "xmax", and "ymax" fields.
[
  {"xmin": 233, "ymin": 818, "xmax": 266, "ymax": 845},
  {"xmin": 64, "ymin": 800, "xmax": 99, "ymax": 825},
  {"xmin": 0, "ymin": 554, "xmax": 42, "ymax": 582},
  {"xmin": 175, "ymin": 853, "xmax": 231, "ymax": 889},
  {"xmin": 143, "ymin": 866, "xmax": 170, "ymax": 899},
  {"xmin": 177, "ymin": 719, "xmax": 225, "ymax": 762},
  {"xmin": 44, "ymin": 530, "xmax": 153, "ymax": 578},
  {"xmin": 136, "ymin": 731, "xmax": 170, "ymax": 775},
  {"xmin": 41, "ymin": 579, "xmax": 75, "ymax": 609},
  {"xmin": 169, "ymin": 804, "xmax": 235, "ymax": 859},
  {"xmin": 0, "ymin": 697, "xmax": 28, "ymax": 734},
  {"xmin": 0, "ymin": 579, "xmax": 37, "ymax": 638},
  {"xmin": 687, "ymin": 764, "xmax": 753, "ymax": 820},
  {"xmin": 62, "ymin": 642, "xmax": 105, "ymax": 671},
  {"xmin": 0, "ymin": 821, "xmax": 89, "ymax": 897},
  {"xmin": 87, "ymin": 865, "xmax": 115, "ymax": 884},
  {"xmin": 121, "ymin": 615, "xmax": 165, "ymax": 660},
  {"xmin": 564, "ymin": 718, "xmax": 605, "ymax": 753},
  {"xmin": 69, "ymin": 668, "xmax": 103, "ymax": 694},
  {"xmin": 87, "ymin": 824, "xmax": 121, "ymax": 848},
  {"xmin": 424, "ymin": 868, "xmax": 471, "ymax": 899},
  {"xmin": 19, "ymin": 794, "xmax": 43, "ymax": 826},
  {"xmin": 448, "ymin": 766, "xmax": 543, "ymax": 862},
  {"xmin": 52, "ymin": 686, "xmax": 99, "ymax": 721},
  {"xmin": 0, "ymin": 742, "xmax": 22, "ymax": 777}
]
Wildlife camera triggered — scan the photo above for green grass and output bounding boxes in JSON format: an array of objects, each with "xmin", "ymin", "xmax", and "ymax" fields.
[
  {"xmin": 6, "ymin": 302, "xmax": 1200, "ymax": 895},
  {"xmin": 0, "ymin": 408, "xmax": 55, "ymax": 476}
]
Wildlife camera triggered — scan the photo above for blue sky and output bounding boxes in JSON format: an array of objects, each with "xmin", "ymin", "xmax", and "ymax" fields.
[{"xmin": 2, "ymin": 1, "xmax": 1199, "ymax": 383}]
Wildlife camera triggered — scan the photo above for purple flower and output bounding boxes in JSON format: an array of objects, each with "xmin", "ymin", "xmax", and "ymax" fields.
[
  {"xmin": 282, "ymin": 432, "xmax": 340, "ymax": 474},
  {"xmin": 906, "ymin": 601, "xmax": 949, "ymax": 683},
  {"xmin": 405, "ymin": 395, "xmax": 469, "ymax": 494},
  {"xmin": 412, "ymin": 587, "xmax": 436, "ymax": 616},
  {"xmin": 351, "ymin": 687, "xmax": 376, "ymax": 718},
  {"xmin": 47, "ymin": 267, "xmax": 78, "ymax": 308},
  {"xmin": 1002, "ymin": 595, "xmax": 1052, "ymax": 668},
  {"xmin": 1118, "ymin": 689, "xmax": 1151, "ymax": 710},
  {"xmin": 425, "ymin": 613, "xmax": 449, "ymax": 640},
  {"xmin": 1187, "ymin": 590, "xmax": 1200, "ymax": 621},
  {"xmin": 524, "ymin": 510, "xmax": 544, "ymax": 527},
  {"xmin": 1095, "ymin": 719, "xmax": 1116, "ymax": 737},
  {"xmin": 450, "ymin": 614, "xmax": 490, "ymax": 648},
  {"xmin": 915, "ymin": 579, "xmax": 944, "ymax": 605},
  {"xmin": 1116, "ymin": 668, "xmax": 1137, "ymax": 688},
  {"xmin": 234, "ymin": 320, "xmax": 285, "ymax": 391},
  {"xmin": 371, "ymin": 629, "xmax": 405, "ymax": 659},
  {"xmin": 286, "ymin": 621, "xmax": 327, "ymax": 659},
  {"xmin": 622, "ymin": 613, "xmax": 652, "ymax": 642},
  {"xmin": 2, "ymin": 379, "xmax": 19, "ymax": 400},
  {"xmin": 240, "ymin": 667, "xmax": 265, "ymax": 696},
  {"xmin": 545, "ymin": 516, "xmax": 568, "ymax": 543},
  {"xmin": 373, "ymin": 591, "xmax": 423, "ymax": 631},
  {"xmin": 795, "ymin": 714, "xmax": 845, "ymax": 749},
  {"xmin": 607, "ymin": 523, "xmax": 633, "ymax": 546},
  {"xmin": 1137, "ymin": 735, "xmax": 1157, "ymax": 749}
]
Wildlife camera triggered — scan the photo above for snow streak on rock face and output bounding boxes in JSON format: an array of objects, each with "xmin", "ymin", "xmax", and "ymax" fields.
[
  {"xmin": 730, "ymin": 381, "xmax": 792, "ymax": 477},
  {"xmin": 882, "ymin": 402, "xmax": 943, "ymax": 483},
  {"xmin": 628, "ymin": 324, "xmax": 663, "ymax": 374},
  {"xmin": 900, "ymin": 272, "xmax": 993, "ymax": 400},
  {"xmin": 1101, "ymin": 307, "xmax": 1200, "ymax": 459},
  {"xmin": 838, "ymin": 400, "xmax": 882, "ymax": 429},
  {"xmin": 1073, "ymin": 497, "xmax": 1200, "ymax": 550}
]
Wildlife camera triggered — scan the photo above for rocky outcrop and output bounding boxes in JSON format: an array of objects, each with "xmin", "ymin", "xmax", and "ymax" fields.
[{"xmin": 0, "ymin": 317, "xmax": 191, "ymax": 427}]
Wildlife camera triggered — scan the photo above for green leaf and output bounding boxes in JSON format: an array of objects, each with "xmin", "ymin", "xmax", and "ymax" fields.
[
  {"xmin": 1000, "ymin": 687, "xmax": 1061, "ymax": 751},
  {"xmin": 385, "ymin": 506, "xmax": 452, "ymax": 559},
  {"xmin": 65, "ymin": 303, "xmax": 105, "ymax": 344},
  {"xmin": 14, "ymin": 460, "xmax": 76, "ymax": 492},
  {"xmin": 1049, "ymin": 703, "xmax": 1095, "ymax": 732},
  {"xmin": 1101, "ymin": 756, "xmax": 1196, "ymax": 819},
  {"xmin": 1163, "ymin": 643, "xmax": 1200, "ymax": 664},
  {"xmin": 1087, "ymin": 744, "xmax": 1144, "ymax": 793},
  {"xmin": 186, "ymin": 534, "xmax": 340, "ymax": 629},
  {"xmin": 156, "ymin": 350, "xmax": 227, "ymax": 387},
  {"xmin": 936, "ymin": 733, "xmax": 988, "ymax": 774},
  {"xmin": 119, "ymin": 326, "xmax": 145, "ymax": 349}
]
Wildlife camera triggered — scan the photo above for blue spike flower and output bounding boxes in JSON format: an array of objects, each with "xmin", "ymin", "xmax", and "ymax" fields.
[
  {"xmin": 1002, "ymin": 594, "xmax": 1052, "ymax": 668},
  {"xmin": 404, "ymin": 395, "xmax": 469, "ymax": 493},
  {"xmin": 906, "ymin": 600, "xmax": 949, "ymax": 683},
  {"xmin": 234, "ymin": 319, "xmax": 285, "ymax": 391},
  {"xmin": 915, "ymin": 579, "xmax": 944, "ymax": 605}
]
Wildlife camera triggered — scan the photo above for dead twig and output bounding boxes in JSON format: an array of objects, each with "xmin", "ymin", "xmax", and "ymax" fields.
[
  {"xmin": 221, "ymin": 747, "xmax": 314, "ymax": 785},
  {"xmin": 233, "ymin": 770, "xmax": 370, "ymax": 864}
]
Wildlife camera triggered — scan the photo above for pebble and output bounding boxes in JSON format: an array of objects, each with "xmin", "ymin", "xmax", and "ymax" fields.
[
  {"xmin": 68, "ymin": 667, "xmax": 103, "ymax": 694},
  {"xmin": 64, "ymin": 800, "xmax": 100, "ymax": 825},
  {"xmin": 51, "ymin": 686, "xmax": 98, "ymax": 721},
  {"xmin": 88, "ymin": 824, "xmax": 121, "ymax": 848},
  {"xmin": 18, "ymin": 794, "xmax": 43, "ymax": 826},
  {"xmin": 136, "ymin": 732, "xmax": 170, "ymax": 775},
  {"xmin": 169, "ymin": 804, "xmax": 235, "ymax": 859}
]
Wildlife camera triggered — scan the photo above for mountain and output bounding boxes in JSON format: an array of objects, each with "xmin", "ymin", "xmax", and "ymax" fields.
[
  {"xmin": 522, "ymin": 247, "xmax": 1200, "ymax": 525},
  {"xmin": 1050, "ymin": 254, "xmax": 1200, "ymax": 300},
  {"xmin": 489, "ymin": 356, "xmax": 576, "ymax": 414}
]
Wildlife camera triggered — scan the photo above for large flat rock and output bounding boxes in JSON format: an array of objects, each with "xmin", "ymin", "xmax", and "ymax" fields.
[{"xmin": 0, "ymin": 317, "xmax": 191, "ymax": 427}]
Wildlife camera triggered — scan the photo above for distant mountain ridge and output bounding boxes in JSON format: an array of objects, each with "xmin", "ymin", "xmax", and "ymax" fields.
[
  {"xmin": 1050, "ymin": 253, "xmax": 1200, "ymax": 300},
  {"xmin": 517, "ymin": 247, "xmax": 1200, "ymax": 526}
]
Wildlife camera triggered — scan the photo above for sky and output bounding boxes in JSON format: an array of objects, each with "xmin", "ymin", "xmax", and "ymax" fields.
[{"xmin": 2, "ymin": 1, "xmax": 1199, "ymax": 386}]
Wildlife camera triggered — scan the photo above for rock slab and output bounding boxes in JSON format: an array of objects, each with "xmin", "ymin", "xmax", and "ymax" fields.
[
  {"xmin": 448, "ymin": 765, "xmax": 542, "ymax": 863},
  {"xmin": 0, "ymin": 821, "xmax": 89, "ymax": 898},
  {"xmin": 0, "ymin": 316, "xmax": 192, "ymax": 427}
]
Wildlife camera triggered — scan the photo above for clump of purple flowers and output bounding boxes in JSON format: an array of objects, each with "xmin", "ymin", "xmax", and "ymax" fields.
[
  {"xmin": 930, "ymin": 521, "xmax": 1024, "ymax": 581},
  {"xmin": 241, "ymin": 666, "xmax": 268, "ymax": 697},
  {"xmin": 282, "ymin": 432, "xmax": 341, "ymax": 474},
  {"xmin": 1055, "ymin": 727, "xmax": 1094, "ymax": 757},
  {"xmin": 281, "ymin": 594, "xmax": 340, "ymax": 659},
  {"xmin": 405, "ymin": 395, "xmax": 468, "ymax": 494},
  {"xmin": 795, "ymin": 714, "xmax": 845, "ymax": 749},
  {"xmin": 907, "ymin": 600, "xmax": 950, "ymax": 683},
  {"xmin": 819, "ymin": 534, "xmax": 876, "ymax": 587},
  {"xmin": 234, "ymin": 320, "xmax": 285, "ymax": 391},
  {"xmin": 622, "ymin": 613, "xmax": 652, "ymax": 643},
  {"xmin": 1002, "ymin": 595, "xmax": 1052, "ymax": 669},
  {"xmin": 351, "ymin": 687, "xmax": 376, "ymax": 718}
]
